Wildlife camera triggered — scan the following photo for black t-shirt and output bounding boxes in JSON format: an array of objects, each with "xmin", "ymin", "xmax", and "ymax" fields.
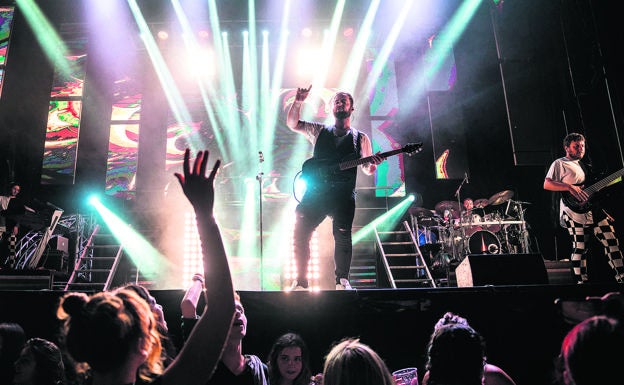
[{"xmin": 207, "ymin": 361, "xmax": 256, "ymax": 385}]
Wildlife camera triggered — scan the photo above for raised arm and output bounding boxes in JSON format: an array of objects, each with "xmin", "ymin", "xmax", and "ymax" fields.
[
  {"xmin": 162, "ymin": 149, "xmax": 236, "ymax": 385},
  {"xmin": 286, "ymin": 84, "xmax": 312, "ymax": 132}
]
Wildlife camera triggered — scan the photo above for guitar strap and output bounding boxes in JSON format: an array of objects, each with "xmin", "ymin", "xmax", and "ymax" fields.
[
  {"xmin": 352, "ymin": 128, "xmax": 361, "ymax": 157},
  {"xmin": 578, "ymin": 159, "xmax": 590, "ymax": 184}
]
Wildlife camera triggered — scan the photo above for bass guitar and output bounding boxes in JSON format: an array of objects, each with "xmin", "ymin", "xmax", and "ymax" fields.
[
  {"xmin": 561, "ymin": 167, "xmax": 624, "ymax": 213},
  {"xmin": 298, "ymin": 142, "xmax": 423, "ymax": 191}
]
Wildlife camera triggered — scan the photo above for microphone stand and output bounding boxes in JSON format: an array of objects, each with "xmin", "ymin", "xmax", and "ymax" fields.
[
  {"xmin": 256, "ymin": 151, "xmax": 264, "ymax": 290},
  {"xmin": 453, "ymin": 174, "xmax": 469, "ymax": 260}
]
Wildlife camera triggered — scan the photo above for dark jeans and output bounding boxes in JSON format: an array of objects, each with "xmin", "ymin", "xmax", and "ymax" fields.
[{"xmin": 293, "ymin": 191, "xmax": 355, "ymax": 285}]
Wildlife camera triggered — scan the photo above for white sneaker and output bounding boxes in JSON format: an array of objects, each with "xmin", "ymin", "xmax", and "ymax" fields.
[{"xmin": 336, "ymin": 278, "xmax": 353, "ymax": 290}]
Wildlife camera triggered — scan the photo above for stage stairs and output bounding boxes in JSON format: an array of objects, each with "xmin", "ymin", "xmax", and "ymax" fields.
[
  {"xmin": 63, "ymin": 224, "xmax": 124, "ymax": 292},
  {"xmin": 374, "ymin": 221, "xmax": 436, "ymax": 288},
  {"xmin": 349, "ymin": 240, "xmax": 378, "ymax": 289}
]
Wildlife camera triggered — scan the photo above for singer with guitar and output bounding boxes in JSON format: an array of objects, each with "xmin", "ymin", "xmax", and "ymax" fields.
[
  {"xmin": 544, "ymin": 132, "xmax": 624, "ymax": 283},
  {"xmin": 286, "ymin": 85, "xmax": 384, "ymax": 290}
]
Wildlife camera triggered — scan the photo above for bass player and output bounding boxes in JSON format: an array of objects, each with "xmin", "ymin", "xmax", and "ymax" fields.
[
  {"xmin": 544, "ymin": 132, "xmax": 624, "ymax": 283},
  {"xmin": 286, "ymin": 85, "xmax": 384, "ymax": 290}
]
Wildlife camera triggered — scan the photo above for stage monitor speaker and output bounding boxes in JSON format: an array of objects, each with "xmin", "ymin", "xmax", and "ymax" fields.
[
  {"xmin": 543, "ymin": 260, "xmax": 575, "ymax": 284},
  {"xmin": 455, "ymin": 253, "xmax": 548, "ymax": 287}
]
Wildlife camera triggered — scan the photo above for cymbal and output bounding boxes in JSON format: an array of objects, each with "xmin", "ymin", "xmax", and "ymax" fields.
[
  {"xmin": 488, "ymin": 190, "xmax": 514, "ymax": 205},
  {"xmin": 434, "ymin": 201, "xmax": 461, "ymax": 219},
  {"xmin": 473, "ymin": 198, "xmax": 489, "ymax": 208},
  {"xmin": 408, "ymin": 207, "xmax": 436, "ymax": 217}
]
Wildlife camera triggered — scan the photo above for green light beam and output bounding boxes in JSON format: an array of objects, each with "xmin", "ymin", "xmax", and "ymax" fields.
[
  {"xmin": 90, "ymin": 198, "xmax": 169, "ymax": 279},
  {"xmin": 242, "ymin": 30, "xmax": 259, "ymax": 172},
  {"xmin": 16, "ymin": 0, "xmax": 73, "ymax": 78},
  {"xmin": 362, "ymin": 0, "xmax": 414, "ymax": 99},
  {"xmin": 263, "ymin": 0, "xmax": 292, "ymax": 176},
  {"xmin": 353, "ymin": 195, "xmax": 415, "ymax": 244},
  {"xmin": 402, "ymin": 0, "xmax": 482, "ymax": 112},
  {"xmin": 171, "ymin": 0, "xmax": 226, "ymax": 155},
  {"xmin": 339, "ymin": 0, "xmax": 380, "ymax": 92},
  {"xmin": 312, "ymin": 0, "xmax": 346, "ymax": 99},
  {"xmin": 127, "ymin": 0, "xmax": 194, "ymax": 147}
]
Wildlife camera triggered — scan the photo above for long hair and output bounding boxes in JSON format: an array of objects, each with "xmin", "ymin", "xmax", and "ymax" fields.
[
  {"xmin": 322, "ymin": 338, "xmax": 394, "ymax": 385},
  {"xmin": 267, "ymin": 332, "xmax": 312, "ymax": 385},
  {"xmin": 57, "ymin": 289, "xmax": 163, "ymax": 381},
  {"xmin": 425, "ymin": 323, "xmax": 485, "ymax": 385}
]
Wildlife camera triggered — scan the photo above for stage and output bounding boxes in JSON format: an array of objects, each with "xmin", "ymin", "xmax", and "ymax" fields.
[{"xmin": 1, "ymin": 282, "xmax": 621, "ymax": 385}]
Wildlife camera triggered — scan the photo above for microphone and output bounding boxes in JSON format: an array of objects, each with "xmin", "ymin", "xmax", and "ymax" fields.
[
  {"xmin": 258, "ymin": 151, "xmax": 264, "ymax": 163},
  {"xmin": 465, "ymin": 172, "xmax": 469, "ymax": 184}
]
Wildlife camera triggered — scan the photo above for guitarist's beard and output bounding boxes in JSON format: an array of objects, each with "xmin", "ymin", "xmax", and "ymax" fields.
[{"xmin": 334, "ymin": 110, "xmax": 351, "ymax": 119}]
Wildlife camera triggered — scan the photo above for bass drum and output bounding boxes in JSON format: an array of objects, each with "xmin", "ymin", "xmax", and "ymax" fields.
[{"xmin": 468, "ymin": 230, "xmax": 501, "ymax": 255}]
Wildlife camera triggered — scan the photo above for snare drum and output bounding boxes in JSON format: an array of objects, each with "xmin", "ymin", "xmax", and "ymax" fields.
[{"xmin": 468, "ymin": 230, "xmax": 501, "ymax": 254}]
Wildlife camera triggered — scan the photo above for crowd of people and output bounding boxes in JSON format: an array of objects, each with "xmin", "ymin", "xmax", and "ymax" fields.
[{"xmin": 1, "ymin": 148, "xmax": 621, "ymax": 385}]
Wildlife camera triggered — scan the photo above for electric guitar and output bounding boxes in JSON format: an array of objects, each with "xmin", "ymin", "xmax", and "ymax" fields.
[
  {"xmin": 561, "ymin": 167, "xmax": 624, "ymax": 213},
  {"xmin": 298, "ymin": 142, "xmax": 423, "ymax": 190}
]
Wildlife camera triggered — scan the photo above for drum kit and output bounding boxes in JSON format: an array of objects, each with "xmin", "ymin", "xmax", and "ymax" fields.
[{"xmin": 409, "ymin": 190, "xmax": 531, "ymax": 277}]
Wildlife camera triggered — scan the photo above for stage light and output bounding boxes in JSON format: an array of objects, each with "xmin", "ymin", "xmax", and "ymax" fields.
[
  {"xmin": 157, "ymin": 30, "xmax": 169, "ymax": 40},
  {"xmin": 87, "ymin": 195, "xmax": 100, "ymax": 206},
  {"xmin": 343, "ymin": 27, "xmax": 354, "ymax": 37},
  {"xmin": 301, "ymin": 28, "xmax": 312, "ymax": 38},
  {"xmin": 198, "ymin": 30, "xmax": 210, "ymax": 39},
  {"xmin": 296, "ymin": 47, "xmax": 321, "ymax": 77}
]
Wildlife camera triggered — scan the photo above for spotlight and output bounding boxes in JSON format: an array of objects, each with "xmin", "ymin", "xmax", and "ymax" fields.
[
  {"xmin": 87, "ymin": 194, "xmax": 100, "ymax": 206},
  {"xmin": 157, "ymin": 30, "xmax": 169, "ymax": 40},
  {"xmin": 301, "ymin": 28, "xmax": 312, "ymax": 38},
  {"xmin": 198, "ymin": 30, "xmax": 209, "ymax": 39},
  {"xmin": 343, "ymin": 27, "xmax": 354, "ymax": 37}
]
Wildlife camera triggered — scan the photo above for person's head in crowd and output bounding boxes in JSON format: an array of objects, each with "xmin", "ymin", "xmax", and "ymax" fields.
[
  {"xmin": 228, "ymin": 292, "xmax": 247, "ymax": 344},
  {"xmin": 558, "ymin": 315, "xmax": 624, "ymax": 385},
  {"xmin": 425, "ymin": 323, "xmax": 485, "ymax": 385},
  {"xmin": 433, "ymin": 311, "xmax": 469, "ymax": 330},
  {"xmin": 0, "ymin": 322, "xmax": 26, "ymax": 385},
  {"xmin": 13, "ymin": 338, "xmax": 66, "ymax": 385},
  {"xmin": 322, "ymin": 338, "xmax": 394, "ymax": 385},
  {"xmin": 57, "ymin": 289, "xmax": 163, "ymax": 382},
  {"xmin": 267, "ymin": 332, "xmax": 311, "ymax": 385},
  {"xmin": 122, "ymin": 283, "xmax": 168, "ymax": 331}
]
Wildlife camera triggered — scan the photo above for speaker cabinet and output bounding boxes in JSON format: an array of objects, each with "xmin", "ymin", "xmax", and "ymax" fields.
[
  {"xmin": 543, "ymin": 260, "xmax": 575, "ymax": 284},
  {"xmin": 455, "ymin": 253, "xmax": 548, "ymax": 287}
]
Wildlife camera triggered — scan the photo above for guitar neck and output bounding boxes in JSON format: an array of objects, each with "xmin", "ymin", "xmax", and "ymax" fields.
[
  {"xmin": 339, "ymin": 148, "xmax": 406, "ymax": 171},
  {"xmin": 584, "ymin": 167, "xmax": 624, "ymax": 195}
]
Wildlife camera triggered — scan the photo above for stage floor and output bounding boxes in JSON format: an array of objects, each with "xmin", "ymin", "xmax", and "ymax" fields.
[{"xmin": 1, "ymin": 282, "xmax": 621, "ymax": 385}]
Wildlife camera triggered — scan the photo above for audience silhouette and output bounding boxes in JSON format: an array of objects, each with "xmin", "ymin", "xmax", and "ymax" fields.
[
  {"xmin": 321, "ymin": 338, "xmax": 394, "ymax": 385},
  {"xmin": 422, "ymin": 312, "xmax": 516, "ymax": 385},
  {"xmin": 56, "ymin": 149, "xmax": 236, "ymax": 385},
  {"xmin": 557, "ymin": 315, "xmax": 624, "ymax": 385},
  {"xmin": 13, "ymin": 337, "xmax": 66, "ymax": 385},
  {"xmin": 0, "ymin": 322, "xmax": 26, "ymax": 385}
]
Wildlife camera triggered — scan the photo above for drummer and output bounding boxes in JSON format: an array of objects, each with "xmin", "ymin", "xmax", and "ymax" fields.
[{"xmin": 461, "ymin": 198, "xmax": 483, "ymax": 223}]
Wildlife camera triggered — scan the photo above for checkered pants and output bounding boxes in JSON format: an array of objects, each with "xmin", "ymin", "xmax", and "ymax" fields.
[
  {"xmin": 563, "ymin": 213, "xmax": 624, "ymax": 283},
  {"xmin": 0, "ymin": 231, "xmax": 17, "ymax": 268}
]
